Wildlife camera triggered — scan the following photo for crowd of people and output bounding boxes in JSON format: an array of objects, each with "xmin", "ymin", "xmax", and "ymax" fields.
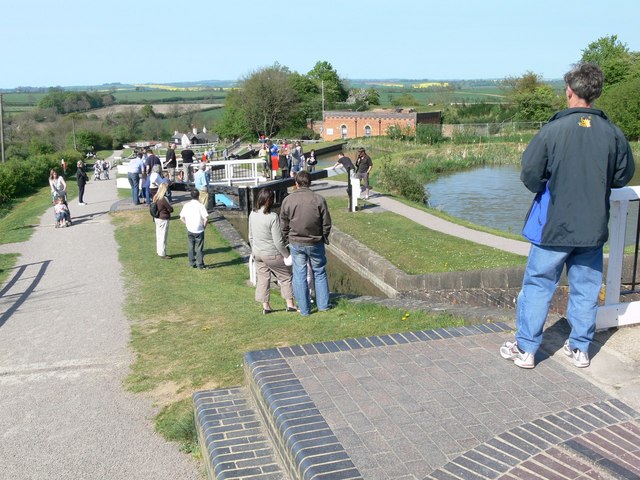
[
  {"xmin": 257, "ymin": 139, "xmax": 323, "ymax": 180},
  {"xmin": 54, "ymin": 63, "xmax": 636, "ymax": 369}
]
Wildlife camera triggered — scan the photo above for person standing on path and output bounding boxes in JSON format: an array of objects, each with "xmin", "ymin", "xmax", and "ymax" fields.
[
  {"xmin": 165, "ymin": 143, "xmax": 177, "ymax": 182},
  {"xmin": 76, "ymin": 160, "xmax": 88, "ymax": 205},
  {"xmin": 153, "ymin": 183, "xmax": 173, "ymax": 260},
  {"xmin": 180, "ymin": 189, "xmax": 209, "ymax": 269},
  {"xmin": 0, "ymin": 156, "xmax": 201, "ymax": 479},
  {"xmin": 181, "ymin": 147, "xmax": 195, "ymax": 182},
  {"xmin": 127, "ymin": 152, "xmax": 145, "ymax": 205},
  {"xmin": 355, "ymin": 148, "xmax": 373, "ymax": 199},
  {"xmin": 249, "ymin": 189, "xmax": 297, "ymax": 314},
  {"xmin": 280, "ymin": 171, "xmax": 332, "ymax": 316},
  {"xmin": 500, "ymin": 63, "xmax": 635, "ymax": 370},
  {"xmin": 194, "ymin": 162, "xmax": 210, "ymax": 207}
]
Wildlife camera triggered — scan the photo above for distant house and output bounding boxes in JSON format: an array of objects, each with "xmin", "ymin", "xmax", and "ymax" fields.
[
  {"xmin": 314, "ymin": 109, "xmax": 442, "ymax": 141},
  {"xmin": 171, "ymin": 127, "xmax": 219, "ymax": 146}
]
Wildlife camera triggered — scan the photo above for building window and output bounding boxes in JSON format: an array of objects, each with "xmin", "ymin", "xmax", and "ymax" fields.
[
  {"xmin": 364, "ymin": 125, "xmax": 372, "ymax": 137},
  {"xmin": 341, "ymin": 125, "xmax": 348, "ymax": 139}
]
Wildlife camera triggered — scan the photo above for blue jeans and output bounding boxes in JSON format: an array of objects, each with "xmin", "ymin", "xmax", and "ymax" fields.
[
  {"xmin": 516, "ymin": 244, "xmax": 603, "ymax": 355},
  {"xmin": 290, "ymin": 242, "xmax": 330, "ymax": 315},
  {"xmin": 128, "ymin": 172, "xmax": 140, "ymax": 205}
]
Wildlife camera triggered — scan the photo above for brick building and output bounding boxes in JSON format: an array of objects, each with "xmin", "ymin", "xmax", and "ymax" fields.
[{"xmin": 315, "ymin": 110, "xmax": 442, "ymax": 141}]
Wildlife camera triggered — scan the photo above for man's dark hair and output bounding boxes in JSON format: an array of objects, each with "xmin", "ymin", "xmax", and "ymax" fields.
[
  {"xmin": 564, "ymin": 63, "xmax": 604, "ymax": 104},
  {"xmin": 190, "ymin": 189, "xmax": 200, "ymax": 200},
  {"xmin": 295, "ymin": 170, "xmax": 311, "ymax": 187}
]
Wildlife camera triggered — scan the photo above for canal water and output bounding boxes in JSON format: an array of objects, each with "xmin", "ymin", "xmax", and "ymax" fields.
[
  {"xmin": 426, "ymin": 164, "xmax": 530, "ymax": 234},
  {"xmin": 425, "ymin": 164, "xmax": 640, "ymax": 241}
]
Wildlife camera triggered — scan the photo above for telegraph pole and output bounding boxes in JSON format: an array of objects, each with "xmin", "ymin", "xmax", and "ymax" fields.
[{"xmin": 0, "ymin": 94, "xmax": 5, "ymax": 163}]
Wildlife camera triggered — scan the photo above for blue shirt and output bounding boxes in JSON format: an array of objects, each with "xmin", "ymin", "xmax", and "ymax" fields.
[
  {"xmin": 128, "ymin": 157, "xmax": 144, "ymax": 174},
  {"xmin": 194, "ymin": 168, "xmax": 209, "ymax": 192}
]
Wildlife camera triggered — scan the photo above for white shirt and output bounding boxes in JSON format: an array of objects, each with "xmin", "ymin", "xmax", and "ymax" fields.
[{"xmin": 180, "ymin": 200, "xmax": 208, "ymax": 234}]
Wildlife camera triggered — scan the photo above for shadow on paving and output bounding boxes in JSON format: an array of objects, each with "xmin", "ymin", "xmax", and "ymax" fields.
[{"xmin": 0, "ymin": 261, "xmax": 50, "ymax": 329}]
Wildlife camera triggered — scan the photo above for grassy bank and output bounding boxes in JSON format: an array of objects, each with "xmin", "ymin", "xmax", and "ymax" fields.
[
  {"xmin": 114, "ymin": 208, "xmax": 467, "ymax": 452},
  {"xmin": 327, "ymin": 197, "xmax": 527, "ymax": 273}
]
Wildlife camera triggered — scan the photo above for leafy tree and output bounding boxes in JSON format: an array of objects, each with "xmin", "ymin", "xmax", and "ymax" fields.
[
  {"xmin": 390, "ymin": 93, "xmax": 420, "ymax": 108},
  {"xmin": 29, "ymin": 137, "xmax": 56, "ymax": 156},
  {"xmin": 581, "ymin": 35, "xmax": 633, "ymax": 88},
  {"xmin": 37, "ymin": 89, "xmax": 106, "ymax": 114},
  {"xmin": 140, "ymin": 104, "xmax": 156, "ymax": 118},
  {"xmin": 216, "ymin": 90, "xmax": 252, "ymax": 140},
  {"xmin": 307, "ymin": 61, "xmax": 348, "ymax": 107},
  {"xmin": 365, "ymin": 88, "xmax": 380, "ymax": 106},
  {"xmin": 289, "ymin": 72, "xmax": 322, "ymax": 123},
  {"xmin": 598, "ymin": 77, "xmax": 640, "ymax": 140},
  {"xmin": 141, "ymin": 118, "xmax": 170, "ymax": 141},
  {"xmin": 346, "ymin": 88, "xmax": 381, "ymax": 110},
  {"xmin": 503, "ymin": 72, "xmax": 562, "ymax": 121},
  {"xmin": 237, "ymin": 64, "xmax": 298, "ymax": 137}
]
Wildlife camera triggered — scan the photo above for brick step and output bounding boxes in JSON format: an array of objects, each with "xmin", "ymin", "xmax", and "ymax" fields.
[
  {"xmin": 425, "ymin": 399, "xmax": 640, "ymax": 480},
  {"xmin": 243, "ymin": 350, "xmax": 363, "ymax": 480},
  {"xmin": 193, "ymin": 387, "xmax": 288, "ymax": 480}
]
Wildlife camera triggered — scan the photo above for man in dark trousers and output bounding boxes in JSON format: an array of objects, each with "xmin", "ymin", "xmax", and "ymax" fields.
[
  {"xmin": 181, "ymin": 147, "xmax": 195, "ymax": 182},
  {"xmin": 500, "ymin": 63, "xmax": 635, "ymax": 369},
  {"xmin": 165, "ymin": 143, "xmax": 177, "ymax": 182}
]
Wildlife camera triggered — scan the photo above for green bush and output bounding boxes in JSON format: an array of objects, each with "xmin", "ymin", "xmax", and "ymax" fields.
[
  {"xmin": 0, "ymin": 150, "xmax": 83, "ymax": 204},
  {"xmin": 416, "ymin": 124, "xmax": 444, "ymax": 144},
  {"xmin": 376, "ymin": 160, "xmax": 427, "ymax": 204}
]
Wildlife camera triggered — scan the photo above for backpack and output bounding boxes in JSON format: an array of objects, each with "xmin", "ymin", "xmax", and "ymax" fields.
[{"xmin": 149, "ymin": 201, "xmax": 161, "ymax": 218}]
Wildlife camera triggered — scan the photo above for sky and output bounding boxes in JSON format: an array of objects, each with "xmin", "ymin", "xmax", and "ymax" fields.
[{"xmin": 2, "ymin": 0, "xmax": 639, "ymax": 89}]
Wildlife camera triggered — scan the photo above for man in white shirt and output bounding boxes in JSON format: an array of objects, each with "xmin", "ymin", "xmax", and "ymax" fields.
[{"xmin": 179, "ymin": 189, "xmax": 209, "ymax": 269}]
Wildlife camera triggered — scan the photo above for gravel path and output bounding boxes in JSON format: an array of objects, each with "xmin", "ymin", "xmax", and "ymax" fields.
[{"xmin": 0, "ymin": 154, "xmax": 201, "ymax": 480}]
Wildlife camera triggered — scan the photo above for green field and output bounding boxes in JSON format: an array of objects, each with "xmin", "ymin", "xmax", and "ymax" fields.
[
  {"xmin": 113, "ymin": 90, "xmax": 227, "ymax": 104},
  {"xmin": 1, "ymin": 92, "xmax": 47, "ymax": 106}
]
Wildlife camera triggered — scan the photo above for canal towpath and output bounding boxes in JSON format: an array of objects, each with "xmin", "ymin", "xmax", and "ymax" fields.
[
  {"xmin": 315, "ymin": 179, "xmax": 532, "ymax": 256},
  {"xmin": 0, "ymin": 152, "xmax": 200, "ymax": 480},
  {"xmin": 0, "ymin": 164, "xmax": 637, "ymax": 480}
]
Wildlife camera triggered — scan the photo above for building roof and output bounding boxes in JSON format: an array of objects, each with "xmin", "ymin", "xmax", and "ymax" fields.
[{"xmin": 323, "ymin": 110, "xmax": 418, "ymax": 120}]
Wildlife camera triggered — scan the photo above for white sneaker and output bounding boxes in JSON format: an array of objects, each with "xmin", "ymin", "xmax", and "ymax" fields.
[
  {"xmin": 78, "ymin": 202, "xmax": 86, "ymax": 206},
  {"xmin": 500, "ymin": 341, "xmax": 535, "ymax": 369},
  {"xmin": 563, "ymin": 340, "xmax": 590, "ymax": 368}
]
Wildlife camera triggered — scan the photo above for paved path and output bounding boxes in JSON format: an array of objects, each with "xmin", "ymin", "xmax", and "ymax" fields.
[{"xmin": 0, "ymin": 154, "xmax": 200, "ymax": 480}]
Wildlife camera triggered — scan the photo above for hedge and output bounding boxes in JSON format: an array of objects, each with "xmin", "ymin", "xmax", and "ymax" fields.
[{"xmin": 0, "ymin": 149, "xmax": 83, "ymax": 204}]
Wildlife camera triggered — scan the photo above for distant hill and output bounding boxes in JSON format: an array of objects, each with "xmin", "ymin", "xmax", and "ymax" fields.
[
  {"xmin": 2, "ymin": 78, "xmax": 565, "ymax": 94},
  {"xmin": 0, "ymin": 80, "xmax": 238, "ymax": 93}
]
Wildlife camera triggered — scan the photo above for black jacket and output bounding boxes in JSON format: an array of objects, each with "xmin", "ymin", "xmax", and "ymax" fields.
[{"xmin": 521, "ymin": 107, "xmax": 635, "ymax": 247}]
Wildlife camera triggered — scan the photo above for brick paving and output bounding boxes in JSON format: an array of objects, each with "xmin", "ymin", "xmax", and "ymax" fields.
[
  {"xmin": 282, "ymin": 326, "xmax": 638, "ymax": 480},
  {"xmin": 196, "ymin": 323, "xmax": 639, "ymax": 479}
]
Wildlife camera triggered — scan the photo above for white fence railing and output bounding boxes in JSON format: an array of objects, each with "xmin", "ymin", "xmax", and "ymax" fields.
[
  {"xmin": 117, "ymin": 158, "xmax": 267, "ymax": 186},
  {"xmin": 597, "ymin": 185, "xmax": 640, "ymax": 329}
]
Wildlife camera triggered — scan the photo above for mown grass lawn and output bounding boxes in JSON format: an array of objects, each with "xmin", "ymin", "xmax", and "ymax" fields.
[
  {"xmin": 327, "ymin": 197, "xmax": 527, "ymax": 274},
  {"xmin": 113, "ymin": 208, "xmax": 465, "ymax": 451}
]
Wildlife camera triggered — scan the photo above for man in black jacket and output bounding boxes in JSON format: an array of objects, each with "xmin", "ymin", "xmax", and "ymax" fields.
[
  {"xmin": 500, "ymin": 63, "xmax": 635, "ymax": 369},
  {"xmin": 165, "ymin": 143, "xmax": 177, "ymax": 182},
  {"xmin": 181, "ymin": 147, "xmax": 195, "ymax": 182}
]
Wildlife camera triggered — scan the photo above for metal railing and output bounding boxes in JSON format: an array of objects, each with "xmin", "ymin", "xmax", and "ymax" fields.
[
  {"xmin": 193, "ymin": 159, "xmax": 265, "ymax": 186},
  {"xmin": 596, "ymin": 185, "xmax": 640, "ymax": 329}
]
